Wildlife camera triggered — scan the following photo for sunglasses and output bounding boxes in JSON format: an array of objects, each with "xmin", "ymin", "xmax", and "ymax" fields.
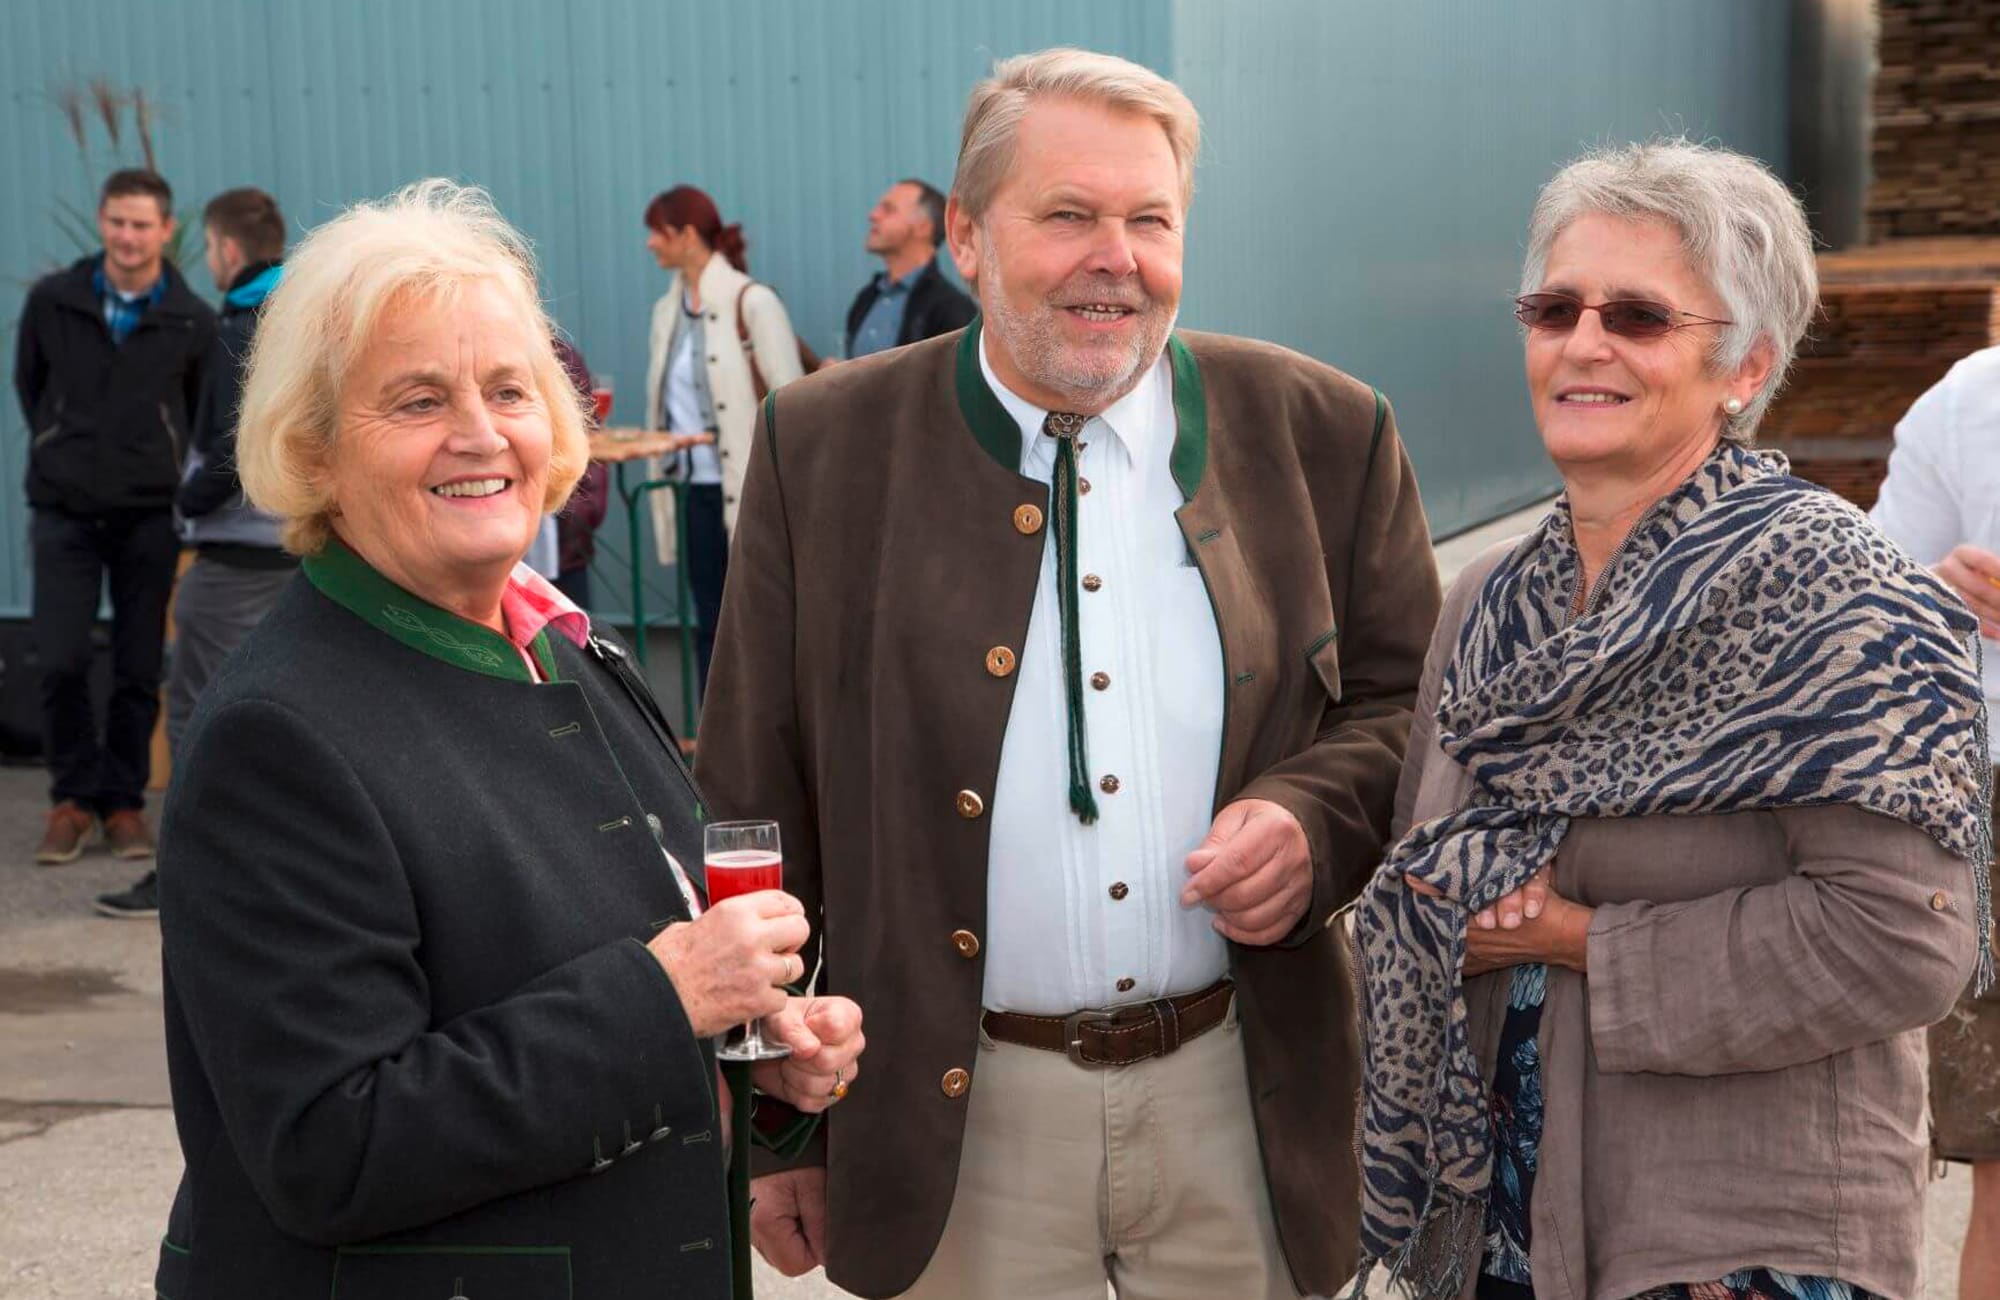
[{"xmin": 1514, "ymin": 292, "xmax": 1732, "ymax": 340}]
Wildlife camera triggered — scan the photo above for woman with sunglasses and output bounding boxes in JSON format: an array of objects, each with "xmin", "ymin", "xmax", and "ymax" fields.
[{"xmin": 1351, "ymin": 139, "xmax": 1991, "ymax": 1300}]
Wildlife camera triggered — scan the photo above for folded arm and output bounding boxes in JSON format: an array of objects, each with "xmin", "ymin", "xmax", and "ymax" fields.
[{"xmin": 1587, "ymin": 803, "xmax": 1979, "ymax": 1076}]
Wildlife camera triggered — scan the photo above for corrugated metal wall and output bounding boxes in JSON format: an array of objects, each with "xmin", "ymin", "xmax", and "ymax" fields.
[
  {"xmin": 1174, "ymin": 0, "xmax": 1794, "ymax": 535},
  {"xmin": 0, "ymin": 1, "xmax": 1792, "ymax": 621},
  {"xmin": 0, "ymin": 0, "xmax": 1168, "ymax": 622}
]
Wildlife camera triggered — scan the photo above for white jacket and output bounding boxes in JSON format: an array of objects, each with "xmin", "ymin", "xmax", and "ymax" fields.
[{"xmin": 644, "ymin": 254, "xmax": 804, "ymax": 562}]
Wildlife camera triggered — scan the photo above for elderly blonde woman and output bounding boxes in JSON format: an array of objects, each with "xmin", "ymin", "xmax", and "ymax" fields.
[
  {"xmin": 1353, "ymin": 140, "xmax": 1990, "ymax": 1300},
  {"xmin": 150, "ymin": 181, "xmax": 862, "ymax": 1299}
]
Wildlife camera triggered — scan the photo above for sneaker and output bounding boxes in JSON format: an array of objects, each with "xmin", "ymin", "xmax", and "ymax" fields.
[
  {"xmin": 33, "ymin": 801, "xmax": 95, "ymax": 865},
  {"xmin": 93, "ymin": 870, "xmax": 158, "ymax": 919},
  {"xmin": 102, "ymin": 810, "xmax": 156, "ymax": 861}
]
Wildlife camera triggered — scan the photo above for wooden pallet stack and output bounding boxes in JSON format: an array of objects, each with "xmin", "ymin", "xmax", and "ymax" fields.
[
  {"xmin": 1758, "ymin": 1, "xmax": 2000, "ymax": 508},
  {"xmin": 1868, "ymin": 0, "xmax": 2000, "ymax": 240},
  {"xmin": 1762, "ymin": 243, "xmax": 2000, "ymax": 510}
]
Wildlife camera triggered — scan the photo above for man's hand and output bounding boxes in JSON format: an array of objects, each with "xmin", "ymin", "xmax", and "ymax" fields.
[
  {"xmin": 752, "ymin": 996, "xmax": 865, "ymax": 1114},
  {"xmin": 751, "ymin": 1167, "xmax": 828, "ymax": 1277},
  {"xmin": 1182, "ymin": 798, "xmax": 1312, "ymax": 945},
  {"xmin": 1935, "ymin": 543, "xmax": 2000, "ymax": 639}
]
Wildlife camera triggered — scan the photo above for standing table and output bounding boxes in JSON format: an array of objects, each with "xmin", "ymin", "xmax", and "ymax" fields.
[{"xmin": 587, "ymin": 431, "xmax": 700, "ymax": 737}]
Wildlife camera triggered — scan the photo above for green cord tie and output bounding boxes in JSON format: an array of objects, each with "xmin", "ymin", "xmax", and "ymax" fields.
[{"xmin": 1043, "ymin": 410, "xmax": 1099, "ymax": 825}]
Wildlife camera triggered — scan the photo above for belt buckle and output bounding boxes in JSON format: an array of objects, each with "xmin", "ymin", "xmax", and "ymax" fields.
[{"xmin": 1062, "ymin": 1009, "xmax": 1114, "ymax": 1069}]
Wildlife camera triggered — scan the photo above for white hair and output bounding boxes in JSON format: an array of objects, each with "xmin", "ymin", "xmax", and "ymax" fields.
[
  {"xmin": 1521, "ymin": 138, "xmax": 1818, "ymax": 441},
  {"xmin": 237, "ymin": 179, "xmax": 588, "ymax": 555}
]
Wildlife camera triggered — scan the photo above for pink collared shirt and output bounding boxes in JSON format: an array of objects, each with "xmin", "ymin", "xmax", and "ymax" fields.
[{"xmin": 500, "ymin": 561, "xmax": 591, "ymax": 682}]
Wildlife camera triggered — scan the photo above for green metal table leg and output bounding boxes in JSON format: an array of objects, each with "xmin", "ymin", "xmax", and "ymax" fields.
[
  {"xmin": 671, "ymin": 480, "xmax": 698, "ymax": 739},
  {"xmin": 611, "ymin": 464, "xmax": 700, "ymax": 738}
]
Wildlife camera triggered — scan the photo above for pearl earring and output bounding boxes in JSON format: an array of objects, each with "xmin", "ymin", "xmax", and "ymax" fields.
[{"xmin": 1723, "ymin": 396, "xmax": 1745, "ymax": 416}]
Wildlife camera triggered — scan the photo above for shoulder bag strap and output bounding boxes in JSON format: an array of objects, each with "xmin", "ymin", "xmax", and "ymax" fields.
[{"xmin": 734, "ymin": 282, "xmax": 769, "ymax": 402}]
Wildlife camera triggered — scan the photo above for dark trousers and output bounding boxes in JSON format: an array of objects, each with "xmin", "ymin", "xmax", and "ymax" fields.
[
  {"xmin": 30, "ymin": 508, "xmax": 179, "ymax": 812},
  {"xmin": 164, "ymin": 556, "xmax": 295, "ymax": 761},
  {"xmin": 684, "ymin": 484, "xmax": 728, "ymax": 696}
]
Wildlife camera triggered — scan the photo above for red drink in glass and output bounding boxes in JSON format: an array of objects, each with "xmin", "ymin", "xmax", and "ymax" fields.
[
  {"xmin": 704, "ymin": 820, "xmax": 792, "ymax": 1061},
  {"xmin": 591, "ymin": 387, "xmax": 614, "ymax": 424},
  {"xmin": 705, "ymin": 849, "xmax": 781, "ymax": 903}
]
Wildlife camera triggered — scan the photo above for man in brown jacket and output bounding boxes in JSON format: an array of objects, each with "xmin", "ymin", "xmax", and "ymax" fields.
[{"xmin": 697, "ymin": 48, "xmax": 1439, "ymax": 1300}]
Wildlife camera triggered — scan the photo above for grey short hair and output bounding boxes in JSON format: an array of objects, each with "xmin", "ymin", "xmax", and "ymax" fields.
[
  {"xmin": 952, "ymin": 47, "xmax": 1200, "ymax": 220},
  {"xmin": 1521, "ymin": 139, "xmax": 1818, "ymax": 441}
]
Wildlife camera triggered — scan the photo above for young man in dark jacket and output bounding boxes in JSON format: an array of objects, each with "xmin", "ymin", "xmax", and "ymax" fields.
[
  {"xmin": 12, "ymin": 169, "xmax": 217, "ymax": 866},
  {"xmin": 841, "ymin": 179, "xmax": 977, "ymax": 359},
  {"xmin": 96, "ymin": 188, "xmax": 291, "ymax": 918}
]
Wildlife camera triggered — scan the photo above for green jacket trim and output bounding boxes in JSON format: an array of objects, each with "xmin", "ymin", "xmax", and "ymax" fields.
[
  {"xmin": 1166, "ymin": 333, "xmax": 1207, "ymax": 500},
  {"xmin": 301, "ymin": 538, "xmax": 557, "ymax": 684},
  {"xmin": 953, "ymin": 321, "xmax": 1210, "ymax": 502}
]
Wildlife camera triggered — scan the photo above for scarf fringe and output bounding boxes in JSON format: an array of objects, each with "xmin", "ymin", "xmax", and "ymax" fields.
[
  {"xmin": 1971, "ymin": 633, "xmax": 1995, "ymax": 997},
  {"xmin": 1346, "ymin": 1186, "xmax": 1485, "ymax": 1300}
]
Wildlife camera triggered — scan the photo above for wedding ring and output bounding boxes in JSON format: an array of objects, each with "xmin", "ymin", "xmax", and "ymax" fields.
[{"xmin": 830, "ymin": 1068, "xmax": 848, "ymax": 1101}]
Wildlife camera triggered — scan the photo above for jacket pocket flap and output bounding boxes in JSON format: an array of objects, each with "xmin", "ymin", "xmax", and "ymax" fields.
[
  {"xmin": 154, "ymin": 1238, "xmax": 193, "ymax": 1299},
  {"xmin": 1304, "ymin": 627, "xmax": 1341, "ymax": 703},
  {"xmin": 332, "ymin": 1246, "xmax": 572, "ymax": 1299}
]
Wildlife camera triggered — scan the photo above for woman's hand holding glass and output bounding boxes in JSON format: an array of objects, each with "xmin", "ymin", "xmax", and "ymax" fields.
[
  {"xmin": 647, "ymin": 892, "xmax": 810, "ymax": 1038},
  {"xmin": 1404, "ymin": 867, "xmax": 1593, "ymax": 975}
]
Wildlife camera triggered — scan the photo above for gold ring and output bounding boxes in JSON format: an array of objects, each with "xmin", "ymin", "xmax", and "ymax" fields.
[{"xmin": 830, "ymin": 1069, "xmax": 848, "ymax": 1101}]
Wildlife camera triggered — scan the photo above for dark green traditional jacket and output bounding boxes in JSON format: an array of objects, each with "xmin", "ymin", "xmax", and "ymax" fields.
[
  {"xmin": 697, "ymin": 325, "xmax": 1442, "ymax": 1298},
  {"xmin": 154, "ymin": 542, "xmax": 729, "ymax": 1299}
]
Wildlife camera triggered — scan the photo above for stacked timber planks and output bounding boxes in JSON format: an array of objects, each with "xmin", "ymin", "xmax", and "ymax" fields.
[
  {"xmin": 1767, "ymin": 4, "xmax": 2000, "ymax": 508},
  {"xmin": 1868, "ymin": 0, "xmax": 2000, "ymax": 240},
  {"xmin": 1758, "ymin": 241, "xmax": 2000, "ymax": 510}
]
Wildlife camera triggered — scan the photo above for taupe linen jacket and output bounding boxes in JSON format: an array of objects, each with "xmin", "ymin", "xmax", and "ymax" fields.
[
  {"xmin": 697, "ymin": 326, "xmax": 1441, "ymax": 1298},
  {"xmin": 1400, "ymin": 545, "xmax": 1982, "ymax": 1300}
]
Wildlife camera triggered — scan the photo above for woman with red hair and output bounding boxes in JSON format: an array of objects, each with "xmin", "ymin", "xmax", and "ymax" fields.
[{"xmin": 642, "ymin": 185, "xmax": 804, "ymax": 693}]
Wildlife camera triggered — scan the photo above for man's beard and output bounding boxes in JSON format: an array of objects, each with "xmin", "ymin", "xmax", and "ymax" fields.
[{"xmin": 979, "ymin": 233, "xmax": 1174, "ymax": 412}]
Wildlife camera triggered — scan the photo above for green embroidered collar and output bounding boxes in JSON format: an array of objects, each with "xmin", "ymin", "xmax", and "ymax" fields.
[
  {"xmin": 302, "ymin": 538, "xmax": 558, "ymax": 683},
  {"xmin": 953, "ymin": 320, "xmax": 1209, "ymax": 500}
]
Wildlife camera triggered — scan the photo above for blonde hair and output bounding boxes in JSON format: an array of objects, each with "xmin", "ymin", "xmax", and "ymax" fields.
[
  {"xmin": 237, "ymin": 179, "xmax": 588, "ymax": 555},
  {"xmin": 951, "ymin": 47, "xmax": 1201, "ymax": 220},
  {"xmin": 1522, "ymin": 139, "xmax": 1818, "ymax": 441}
]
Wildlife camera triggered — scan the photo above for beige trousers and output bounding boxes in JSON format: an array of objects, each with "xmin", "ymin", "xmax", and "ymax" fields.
[{"xmin": 898, "ymin": 1002, "xmax": 1303, "ymax": 1300}]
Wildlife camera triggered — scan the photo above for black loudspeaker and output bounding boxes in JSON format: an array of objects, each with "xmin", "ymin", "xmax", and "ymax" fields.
[{"xmin": 0, "ymin": 620, "xmax": 116, "ymax": 763}]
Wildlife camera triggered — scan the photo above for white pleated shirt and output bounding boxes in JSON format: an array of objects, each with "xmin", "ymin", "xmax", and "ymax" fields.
[{"xmin": 977, "ymin": 338, "xmax": 1230, "ymax": 1015}]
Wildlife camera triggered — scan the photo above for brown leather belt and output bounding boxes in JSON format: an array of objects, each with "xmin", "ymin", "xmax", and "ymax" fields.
[{"xmin": 981, "ymin": 979, "xmax": 1234, "ymax": 1069}]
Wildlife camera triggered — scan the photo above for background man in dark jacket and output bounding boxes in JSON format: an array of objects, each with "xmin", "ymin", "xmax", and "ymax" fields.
[
  {"xmin": 95, "ymin": 187, "xmax": 291, "ymax": 919},
  {"xmin": 11, "ymin": 168, "xmax": 217, "ymax": 866},
  {"xmin": 841, "ymin": 179, "xmax": 976, "ymax": 358}
]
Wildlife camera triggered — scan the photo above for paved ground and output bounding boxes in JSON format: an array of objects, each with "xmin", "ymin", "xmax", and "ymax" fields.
[{"xmin": 0, "ymin": 503, "xmax": 1979, "ymax": 1297}]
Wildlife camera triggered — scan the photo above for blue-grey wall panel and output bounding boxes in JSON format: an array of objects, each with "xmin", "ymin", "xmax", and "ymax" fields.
[
  {"xmin": 0, "ymin": 0, "xmax": 1787, "ymax": 622},
  {"xmin": 1171, "ymin": 0, "xmax": 1792, "ymax": 536},
  {"xmin": 0, "ymin": 0, "xmax": 1169, "ymax": 623}
]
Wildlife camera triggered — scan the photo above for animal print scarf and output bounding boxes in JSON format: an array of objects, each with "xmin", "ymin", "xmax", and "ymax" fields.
[{"xmin": 1350, "ymin": 444, "xmax": 1992, "ymax": 1297}]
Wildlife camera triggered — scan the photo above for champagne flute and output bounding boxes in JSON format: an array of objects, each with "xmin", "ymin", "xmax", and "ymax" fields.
[
  {"xmin": 590, "ymin": 372, "xmax": 616, "ymax": 428},
  {"xmin": 705, "ymin": 820, "xmax": 793, "ymax": 1061}
]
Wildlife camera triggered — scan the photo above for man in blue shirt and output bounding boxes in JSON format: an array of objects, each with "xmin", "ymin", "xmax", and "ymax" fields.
[{"xmin": 842, "ymin": 179, "xmax": 976, "ymax": 358}]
